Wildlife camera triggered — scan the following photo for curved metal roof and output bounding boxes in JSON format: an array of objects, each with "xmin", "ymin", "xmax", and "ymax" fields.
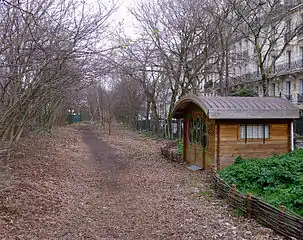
[{"xmin": 172, "ymin": 95, "xmax": 300, "ymax": 119}]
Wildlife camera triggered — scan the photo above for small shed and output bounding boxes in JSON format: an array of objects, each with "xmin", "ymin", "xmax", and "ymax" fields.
[{"xmin": 172, "ymin": 95, "xmax": 300, "ymax": 169}]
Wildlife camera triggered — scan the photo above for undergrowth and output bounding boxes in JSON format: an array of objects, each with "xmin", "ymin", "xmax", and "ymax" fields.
[
  {"xmin": 219, "ymin": 150, "xmax": 303, "ymax": 217},
  {"xmin": 177, "ymin": 140, "xmax": 183, "ymax": 155}
]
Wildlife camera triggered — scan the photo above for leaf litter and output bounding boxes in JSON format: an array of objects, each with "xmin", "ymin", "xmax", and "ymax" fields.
[{"xmin": 0, "ymin": 123, "xmax": 284, "ymax": 239}]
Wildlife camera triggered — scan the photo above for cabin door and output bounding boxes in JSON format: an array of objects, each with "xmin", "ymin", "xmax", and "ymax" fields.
[{"xmin": 188, "ymin": 113, "xmax": 208, "ymax": 168}]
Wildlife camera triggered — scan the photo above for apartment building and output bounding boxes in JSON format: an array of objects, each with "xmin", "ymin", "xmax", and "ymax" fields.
[{"xmin": 203, "ymin": 0, "xmax": 303, "ymax": 108}]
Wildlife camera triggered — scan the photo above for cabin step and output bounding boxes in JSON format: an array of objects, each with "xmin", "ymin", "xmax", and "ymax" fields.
[{"xmin": 187, "ymin": 165, "xmax": 202, "ymax": 171}]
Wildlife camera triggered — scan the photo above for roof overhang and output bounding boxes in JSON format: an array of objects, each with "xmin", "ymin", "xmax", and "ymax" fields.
[{"xmin": 172, "ymin": 95, "xmax": 300, "ymax": 120}]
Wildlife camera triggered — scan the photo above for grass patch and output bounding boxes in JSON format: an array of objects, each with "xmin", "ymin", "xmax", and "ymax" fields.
[{"xmin": 219, "ymin": 149, "xmax": 303, "ymax": 217}]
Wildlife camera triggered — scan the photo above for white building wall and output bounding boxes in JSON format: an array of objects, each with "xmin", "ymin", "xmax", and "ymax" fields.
[{"xmin": 203, "ymin": 3, "xmax": 303, "ymax": 105}]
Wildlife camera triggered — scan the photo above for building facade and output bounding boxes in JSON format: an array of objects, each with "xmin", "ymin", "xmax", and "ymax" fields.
[{"xmin": 203, "ymin": 1, "xmax": 303, "ymax": 108}]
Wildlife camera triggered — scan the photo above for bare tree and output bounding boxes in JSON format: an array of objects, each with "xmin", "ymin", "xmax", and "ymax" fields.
[
  {"xmin": 129, "ymin": 0, "xmax": 216, "ymax": 137},
  {"xmin": 229, "ymin": 0, "xmax": 303, "ymax": 96},
  {"xmin": 0, "ymin": 0, "xmax": 116, "ymax": 151}
]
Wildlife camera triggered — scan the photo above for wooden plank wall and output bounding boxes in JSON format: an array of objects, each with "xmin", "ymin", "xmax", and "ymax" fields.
[
  {"xmin": 204, "ymin": 116, "xmax": 216, "ymax": 169},
  {"xmin": 218, "ymin": 120, "xmax": 291, "ymax": 169}
]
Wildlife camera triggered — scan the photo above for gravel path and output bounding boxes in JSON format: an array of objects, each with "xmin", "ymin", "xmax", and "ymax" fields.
[{"xmin": 0, "ymin": 124, "xmax": 284, "ymax": 239}]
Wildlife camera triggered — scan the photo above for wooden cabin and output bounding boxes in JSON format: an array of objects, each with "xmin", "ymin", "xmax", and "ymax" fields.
[{"xmin": 172, "ymin": 95, "xmax": 300, "ymax": 170}]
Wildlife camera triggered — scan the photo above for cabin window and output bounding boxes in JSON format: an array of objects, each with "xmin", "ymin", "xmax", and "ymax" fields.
[
  {"xmin": 189, "ymin": 115, "xmax": 207, "ymax": 148},
  {"xmin": 240, "ymin": 124, "xmax": 270, "ymax": 141}
]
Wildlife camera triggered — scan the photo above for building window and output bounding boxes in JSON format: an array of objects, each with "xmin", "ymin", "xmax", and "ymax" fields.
[
  {"xmin": 240, "ymin": 124, "xmax": 270, "ymax": 142},
  {"xmin": 272, "ymin": 83, "xmax": 276, "ymax": 96},
  {"xmin": 285, "ymin": 80, "xmax": 291, "ymax": 98},
  {"xmin": 287, "ymin": 50, "xmax": 291, "ymax": 67},
  {"xmin": 286, "ymin": 18, "xmax": 291, "ymax": 32}
]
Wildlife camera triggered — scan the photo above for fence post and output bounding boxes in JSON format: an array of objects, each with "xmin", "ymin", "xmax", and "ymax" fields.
[
  {"xmin": 299, "ymin": 220, "xmax": 303, "ymax": 240},
  {"xmin": 279, "ymin": 205, "xmax": 286, "ymax": 213},
  {"xmin": 231, "ymin": 184, "xmax": 236, "ymax": 204},
  {"xmin": 246, "ymin": 193, "xmax": 252, "ymax": 219},
  {"xmin": 280, "ymin": 205, "xmax": 286, "ymax": 229},
  {"xmin": 218, "ymin": 178, "xmax": 228, "ymax": 198}
]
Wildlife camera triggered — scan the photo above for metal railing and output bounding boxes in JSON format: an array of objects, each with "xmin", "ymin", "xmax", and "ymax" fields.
[
  {"xmin": 228, "ymin": 59, "xmax": 303, "ymax": 86},
  {"xmin": 297, "ymin": 93, "xmax": 303, "ymax": 103},
  {"xmin": 279, "ymin": 92, "xmax": 292, "ymax": 102},
  {"xmin": 283, "ymin": 0, "xmax": 303, "ymax": 8},
  {"xmin": 274, "ymin": 59, "xmax": 303, "ymax": 75}
]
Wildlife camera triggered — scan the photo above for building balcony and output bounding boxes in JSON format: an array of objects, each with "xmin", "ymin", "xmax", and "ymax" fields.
[
  {"xmin": 228, "ymin": 71, "xmax": 260, "ymax": 86},
  {"xmin": 283, "ymin": 0, "xmax": 303, "ymax": 9},
  {"xmin": 274, "ymin": 59, "xmax": 303, "ymax": 75}
]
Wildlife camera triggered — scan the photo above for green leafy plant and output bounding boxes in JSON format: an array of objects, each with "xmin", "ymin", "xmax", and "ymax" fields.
[
  {"xmin": 234, "ymin": 156, "xmax": 244, "ymax": 164},
  {"xmin": 219, "ymin": 149, "xmax": 303, "ymax": 216},
  {"xmin": 177, "ymin": 140, "xmax": 183, "ymax": 155}
]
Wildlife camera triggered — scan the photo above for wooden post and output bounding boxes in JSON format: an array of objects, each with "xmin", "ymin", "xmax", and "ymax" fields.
[
  {"xmin": 279, "ymin": 205, "xmax": 286, "ymax": 213},
  {"xmin": 246, "ymin": 193, "xmax": 252, "ymax": 219},
  {"xmin": 231, "ymin": 184, "xmax": 236, "ymax": 205},
  {"xmin": 280, "ymin": 205, "xmax": 286, "ymax": 229},
  {"xmin": 183, "ymin": 117, "xmax": 189, "ymax": 163},
  {"xmin": 299, "ymin": 220, "xmax": 303, "ymax": 240},
  {"xmin": 210, "ymin": 164, "xmax": 217, "ymax": 172},
  {"xmin": 219, "ymin": 179, "xmax": 225, "ymax": 197}
]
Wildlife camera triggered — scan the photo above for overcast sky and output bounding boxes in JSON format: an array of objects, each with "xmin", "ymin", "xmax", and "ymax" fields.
[{"xmin": 110, "ymin": 0, "xmax": 138, "ymax": 36}]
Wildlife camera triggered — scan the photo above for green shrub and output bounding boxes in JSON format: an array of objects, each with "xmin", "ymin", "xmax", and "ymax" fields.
[
  {"xmin": 177, "ymin": 140, "xmax": 183, "ymax": 155},
  {"xmin": 234, "ymin": 156, "xmax": 244, "ymax": 164},
  {"xmin": 219, "ymin": 149, "xmax": 303, "ymax": 216}
]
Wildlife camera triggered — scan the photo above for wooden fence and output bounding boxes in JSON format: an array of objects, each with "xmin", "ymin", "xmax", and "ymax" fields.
[
  {"xmin": 211, "ymin": 168, "xmax": 303, "ymax": 239},
  {"xmin": 160, "ymin": 142, "xmax": 303, "ymax": 239}
]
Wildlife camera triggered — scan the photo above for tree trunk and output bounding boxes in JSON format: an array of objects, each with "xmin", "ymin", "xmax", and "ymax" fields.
[
  {"xmin": 167, "ymin": 91, "xmax": 177, "ymax": 139},
  {"xmin": 176, "ymin": 118, "xmax": 182, "ymax": 139},
  {"xmin": 146, "ymin": 100, "xmax": 151, "ymax": 131},
  {"xmin": 151, "ymin": 98, "xmax": 160, "ymax": 135},
  {"xmin": 262, "ymin": 74, "xmax": 268, "ymax": 97},
  {"xmin": 225, "ymin": 49, "xmax": 229, "ymax": 96}
]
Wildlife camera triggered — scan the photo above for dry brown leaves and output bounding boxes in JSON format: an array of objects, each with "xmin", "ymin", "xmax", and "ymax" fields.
[{"xmin": 0, "ymin": 123, "xmax": 285, "ymax": 239}]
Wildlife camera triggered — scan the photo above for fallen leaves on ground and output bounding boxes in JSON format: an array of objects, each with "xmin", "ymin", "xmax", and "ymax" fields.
[{"xmin": 0, "ymin": 123, "xmax": 284, "ymax": 239}]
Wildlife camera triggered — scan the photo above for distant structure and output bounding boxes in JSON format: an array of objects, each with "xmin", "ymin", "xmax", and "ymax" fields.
[{"xmin": 203, "ymin": 1, "xmax": 303, "ymax": 109}]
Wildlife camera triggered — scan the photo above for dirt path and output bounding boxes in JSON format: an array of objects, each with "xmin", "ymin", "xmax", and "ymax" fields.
[{"xmin": 0, "ymin": 124, "xmax": 283, "ymax": 239}]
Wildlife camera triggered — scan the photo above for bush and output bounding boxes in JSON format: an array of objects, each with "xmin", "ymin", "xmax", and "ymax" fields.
[
  {"xmin": 177, "ymin": 140, "xmax": 183, "ymax": 155},
  {"xmin": 219, "ymin": 149, "xmax": 303, "ymax": 216}
]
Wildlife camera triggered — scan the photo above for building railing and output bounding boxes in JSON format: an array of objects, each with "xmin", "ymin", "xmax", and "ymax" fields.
[
  {"xmin": 297, "ymin": 93, "xmax": 303, "ymax": 103},
  {"xmin": 277, "ymin": 93, "xmax": 303, "ymax": 105},
  {"xmin": 283, "ymin": 0, "xmax": 303, "ymax": 8},
  {"xmin": 228, "ymin": 59, "xmax": 303, "ymax": 86},
  {"xmin": 279, "ymin": 92, "xmax": 293, "ymax": 102},
  {"xmin": 274, "ymin": 59, "xmax": 303, "ymax": 75}
]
